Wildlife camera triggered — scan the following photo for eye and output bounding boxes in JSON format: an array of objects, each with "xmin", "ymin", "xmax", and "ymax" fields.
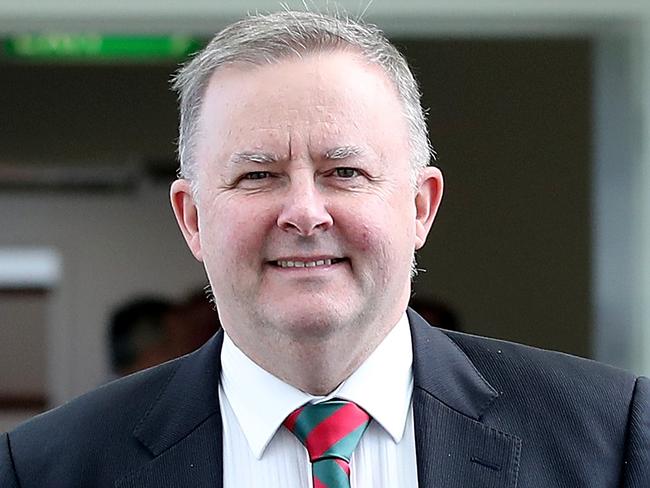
[
  {"xmin": 243, "ymin": 171, "xmax": 270, "ymax": 180},
  {"xmin": 334, "ymin": 167, "xmax": 359, "ymax": 178}
]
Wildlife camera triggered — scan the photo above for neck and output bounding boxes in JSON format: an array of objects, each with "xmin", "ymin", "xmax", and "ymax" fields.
[{"xmin": 224, "ymin": 309, "xmax": 403, "ymax": 395}]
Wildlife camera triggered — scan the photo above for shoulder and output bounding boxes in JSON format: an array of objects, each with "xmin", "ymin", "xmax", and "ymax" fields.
[
  {"xmin": 437, "ymin": 328, "xmax": 641, "ymax": 438},
  {"xmin": 4, "ymin": 357, "xmax": 182, "ymax": 487},
  {"xmin": 432, "ymin": 329, "xmax": 650, "ymax": 484},
  {"xmin": 15, "ymin": 357, "xmax": 181, "ymax": 440},
  {"xmin": 441, "ymin": 328, "xmax": 638, "ymax": 392},
  {"xmin": 3, "ymin": 331, "xmax": 224, "ymax": 488},
  {"xmin": 408, "ymin": 307, "xmax": 641, "ymax": 417}
]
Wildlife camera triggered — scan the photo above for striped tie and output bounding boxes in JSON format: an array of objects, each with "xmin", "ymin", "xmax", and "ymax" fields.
[{"xmin": 283, "ymin": 399, "xmax": 371, "ymax": 488}]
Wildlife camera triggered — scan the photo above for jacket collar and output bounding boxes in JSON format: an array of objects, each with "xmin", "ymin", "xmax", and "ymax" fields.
[
  {"xmin": 408, "ymin": 308, "xmax": 521, "ymax": 487},
  {"xmin": 116, "ymin": 332, "xmax": 225, "ymax": 488},
  {"xmin": 117, "ymin": 310, "xmax": 520, "ymax": 487},
  {"xmin": 408, "ymin": 308, "xmax": 498, "ymax": 420}
]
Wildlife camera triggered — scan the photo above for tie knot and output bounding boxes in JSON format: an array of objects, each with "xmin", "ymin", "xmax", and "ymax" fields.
[{"xmin": 283, "ymin": 399, "xmax": 371, "ymax": 463}]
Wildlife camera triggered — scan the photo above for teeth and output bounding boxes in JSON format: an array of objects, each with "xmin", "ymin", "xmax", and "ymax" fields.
[{"xmin": 277, "ymin": 259, "xmax": 334, "ymax": 268}]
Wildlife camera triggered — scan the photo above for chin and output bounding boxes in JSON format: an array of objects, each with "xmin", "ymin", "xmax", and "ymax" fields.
[{"xmin": 267, "ymin": 305, "xmax": 351, "ymax": 340}]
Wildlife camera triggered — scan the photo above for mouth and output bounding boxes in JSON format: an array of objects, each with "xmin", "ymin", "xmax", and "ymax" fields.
[{"xmin": 269, "ymin": 257, "xmax": 348, "ymax": 269}]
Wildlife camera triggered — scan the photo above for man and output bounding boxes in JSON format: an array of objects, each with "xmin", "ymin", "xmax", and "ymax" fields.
[
  {"xmin": 108, "ymin": 293, "xmax": 220, "ymax": 377},
  {"xmin": 108, "ymin": 297, "xmax": 174, "ymax": 377},
  {"xmin": 1, "ymin": 10, "xmax": 648, "ymax": 488}
]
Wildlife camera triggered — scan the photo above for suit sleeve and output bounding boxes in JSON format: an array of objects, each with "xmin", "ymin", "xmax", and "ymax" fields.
[
  {"xmin": 620, "ymin": 376, "xmax": 650, "ymax": 487},
  {"xmin": 0, "ymin": 433, "xmax": 20, "ymax": 488}
]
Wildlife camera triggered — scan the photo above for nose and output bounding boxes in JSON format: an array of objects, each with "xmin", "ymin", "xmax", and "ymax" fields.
[{"xmin": 276, "ymin": 178, "xmax": 334, "ymax": 236}]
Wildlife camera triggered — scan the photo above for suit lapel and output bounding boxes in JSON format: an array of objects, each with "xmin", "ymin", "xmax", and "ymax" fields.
[
  {"xmin": 408, "ymin": 309, "xmax": 521, "ymax": 488},
  {"xmin": 115, "ymin": 415, "xmax": 223, "ymax": 488},
  {"xmin": 115, "ymin": 332, "xmax": 225, "ymax": 488},
  {"xmin": 115, "ymin": 312, "xmax": 522, "ymax": 487}
]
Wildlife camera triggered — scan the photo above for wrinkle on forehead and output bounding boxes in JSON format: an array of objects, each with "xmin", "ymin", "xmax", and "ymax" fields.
[
  {"xmin": 229, "ymin": 151, "xmax": 279, "ymax": 165},
  {"xmin": 324, "ymin": 145, "xmax": 362, "ymax": 160},
  {"xmin": 226, "ymin": 144, "xmax": 368, "ymax": 168},
  {"xmin": 198, "ymin": 50, "xmax": 409, "ymax": 176}
]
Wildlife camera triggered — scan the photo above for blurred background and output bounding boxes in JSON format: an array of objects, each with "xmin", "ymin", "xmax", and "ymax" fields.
[{"xmin": 1, "ymin": 0, "xmax": 649, "ymax": 432}]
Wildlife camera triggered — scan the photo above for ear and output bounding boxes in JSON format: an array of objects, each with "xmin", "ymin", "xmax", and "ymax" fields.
[
  {"xmin": 170, "ymin": 179, "xmax": 203, "ymax": 261},
  {"xmin": 414, "ymin": 166, "xmax": 444, "ymax": 250}
]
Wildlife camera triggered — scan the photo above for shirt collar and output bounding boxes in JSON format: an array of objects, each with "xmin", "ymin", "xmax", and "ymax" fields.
[{"xmin": 220, "ymin": 313, "xmax": 414, "ymax": 459}]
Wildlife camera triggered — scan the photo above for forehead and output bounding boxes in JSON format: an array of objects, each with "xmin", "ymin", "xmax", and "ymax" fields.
[{"xmin": 195, "ymin": 51, "xmax": 410, "ymax": 164}]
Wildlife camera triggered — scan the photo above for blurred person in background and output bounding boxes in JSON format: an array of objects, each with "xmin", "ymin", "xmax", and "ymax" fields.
[
  {"xmin": 1, "ymin": 9, "xmax": 648, "ymax": 488},
  {"xmin": 109, "ymin": 291, "xmax": 220, "ymax": 377},
  {"xmin": 164, "ymin": 289, "xmax": 221, "ymax": 359},
  {"xmin": 408, "ymin": 296, "xmax": 461, "ymax": 332},
  {"xmin": 109, "ymin": 297, "xmax": 174, "ymax": 377}
]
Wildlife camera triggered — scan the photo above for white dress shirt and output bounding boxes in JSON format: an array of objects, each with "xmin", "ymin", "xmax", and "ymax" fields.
[{"xmin": 219, "ymin": 313, "xmax": 419, "ymax": 487}]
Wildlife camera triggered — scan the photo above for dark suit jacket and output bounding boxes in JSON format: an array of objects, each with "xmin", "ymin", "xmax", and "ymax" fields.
[{"xmin": 1, "ymin": 309, "xmax": 648, "ymax": 487}]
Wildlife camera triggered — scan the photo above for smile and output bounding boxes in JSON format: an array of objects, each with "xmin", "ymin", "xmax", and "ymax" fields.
[{"xmin": 273, "ymin": 258, "xmax": 346, "ymax": 268}]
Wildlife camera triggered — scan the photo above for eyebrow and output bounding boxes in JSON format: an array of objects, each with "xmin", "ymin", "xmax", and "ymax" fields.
[
  {"xmin": 228, "ymin": 145, "xmax": 363, "ymax": 165},
  {"xmin": 324, "ymin": 145, "xmax": 363, "ymax": 160},
  {"xmin": 228, "ymin": 151, "xmax": 279, "ymax": 165}
]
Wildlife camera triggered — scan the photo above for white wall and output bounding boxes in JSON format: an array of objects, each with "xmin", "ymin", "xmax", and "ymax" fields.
[
  {"xmin": 592, "ymin": 29, "xmax": 649, "ymax": 373},
  {"xmin": 1, "ymin": 179, "xmax": 206, "ymax": 404},
  {"xmin": 0, "ymin": 1, "xmax": 648, "ymax": 35},
  {"xmin": 0, "ymin": 38, "xmax": 597, "ymax": 407},
  {"xmin": 1, "ymin": 0, "xmax": 649, "ymax": 394}
]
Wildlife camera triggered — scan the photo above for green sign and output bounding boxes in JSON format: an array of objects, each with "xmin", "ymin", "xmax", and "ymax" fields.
[{"xmin": 3, "ymin": 35, "xmax": 202, "ymax": 61}]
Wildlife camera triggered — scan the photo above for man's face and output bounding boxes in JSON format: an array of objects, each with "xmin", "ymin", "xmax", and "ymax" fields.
[{"xmin": 171, "ymin": 50, "xmax": 442, "ymax": 351}]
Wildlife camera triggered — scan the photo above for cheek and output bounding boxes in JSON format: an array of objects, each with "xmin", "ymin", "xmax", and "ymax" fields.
[
  {"xmin": 352, "ymin": 223, "xmax": 375, "ymax": 252},
  {"xmin": 339, "ymin": 204, "xmax": 416, "ymax": 269},
  {"xmin": 346, "ymin": 194, "xmax": 415, "ymax": 246},
  {"xmin": 199, "ymin": 203, "xmax": 267, "ymax": 263},
  {"xmin": 344, "ymin": 218, "xmax": 396, "ymax": 264}
]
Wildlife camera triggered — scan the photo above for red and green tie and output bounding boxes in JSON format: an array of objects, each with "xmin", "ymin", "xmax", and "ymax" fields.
[{"xmin": 283, "ymin": 399, "xmax": 371, "ymax": 488}]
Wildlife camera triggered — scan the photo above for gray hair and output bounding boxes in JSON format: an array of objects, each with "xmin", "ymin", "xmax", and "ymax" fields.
[{"xmin": 172, "ymin": 10, "xmax": 433, "ymax": 189}]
